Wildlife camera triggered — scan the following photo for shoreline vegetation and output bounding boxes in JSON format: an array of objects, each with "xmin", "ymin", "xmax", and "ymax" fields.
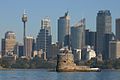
[{"xmin": 0, "ymin": 57, "xmax": 120, "ymax": 70}]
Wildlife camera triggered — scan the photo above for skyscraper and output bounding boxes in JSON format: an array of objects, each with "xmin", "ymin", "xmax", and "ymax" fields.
[
  {"xmin": 58, "ymin": 11, "xmax": 70, "ymax": 47},
  {"xmin": 116, "ymin": 18, "xmax": 120, "ymax": 40},
  {"xmin": 24, "ymin": 36, "xmax": 34, "ymax": 58},
  {"xmin": 36, "ymin": 17, "xmax": 52, "ymax": 60},
  {"xmin": 41, "ymin": 16, "xmax": 51, "ymax": 34},
  {"xmin": 71, "ymin": 18, "xmax": 85, "ymax": 49},
  {"xmin": 1, "ymin": 31, "xmax": 16, "ymax": 56},
  {"xmin": 85, "ymin": 30, "xmax": 97, "ymax": 51},
  {"xmin": 103, "ymin": 33, "xmax": 114, "ymax": 60},
  {"xmin": 96, "ymin": 10, "xmax": 112, "ymax": 57}
]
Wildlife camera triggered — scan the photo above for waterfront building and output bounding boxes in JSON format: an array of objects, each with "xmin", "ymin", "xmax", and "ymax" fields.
[
  {"xmin": 2, "ymin": 52, "xmax": 17, "ymax": 65},
  {"xmin": 1, "ymin": 31, "xmax": 16, "ymax": 56},
  {"xmin": 71, "ymin": 18, "xmax": 85, "ymax": 49},
  {"xmin": 47, "ymin": 43, "xmax": 59, "ymax": 60},
  {"xmin": 33, "ymin": 49, "xmax": 43, "ymax": 58},
  {"xmin": 109, "ymin": 40, "xmax": 120, "ymax": 59},
  {"xmin": 72, "ymin": 49, "xmax": 81, "ymax": 62},
  {"xmin": 97, "ymin": 53, "xmax": 103, "ymax": 61},
  {"xmin": 58, "ymin": 11, "xmax": 70, "ymax": 47},
  {"xmin": 81, "ymin": 46, "xmax": 96, "ymax": 61},
  {"xmin": 96, "ymin": 10, "xmax": 112, "ymax": 57}
]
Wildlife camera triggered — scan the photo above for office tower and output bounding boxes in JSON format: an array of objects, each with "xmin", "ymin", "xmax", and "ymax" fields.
[
  {"xmin": 89, "ymin": 31, "xmax": 97, "ymax": 50},
  {"xmin": 109, "ymin": 40, "xmax": 120, "ymax": 59},
  {"xmin": 103, "ymin": 33, "xmax": 115, "ymax": 60},
  {"xmin": 41, "ymin": 16, "xmax": 51, "ymax": 33},
  {"xmin": 1, "ymin": 31, "xmax": 16, "ymax": 56},
  {"xmin": 24, "ymin": 36, "xmax": 34, "ymax": 58},
  {"xmin": 14, "ymin": 43, "xmax": 24, "ymax": 57},
  {"xmin": 36, "ymin": 17, "xmax": 52, "ymax": 60},
  {"xmin": 18, "ymin": 44, "xmax": 24, "ymax": 57},
  {"xmin": 85, "ymin": 30, "xmax": 97, "ymax": 50},
  {"xmin": 96, "ymin": 10, "xmax": 112, "ymax": 57},
  {"xmin": 116, "ymin": 18, "xmax": 120, "ymax": 40},
  {"xmin": 85, "ymin": 29, "xmax": 90, "ymax": 46},
  {"xmin": 58, "ymin": 11, "xmax": 70, "ymax": 47},
  {"xmin": 71, "ymin": 18, "xmax": 85, "ymax": 49}
]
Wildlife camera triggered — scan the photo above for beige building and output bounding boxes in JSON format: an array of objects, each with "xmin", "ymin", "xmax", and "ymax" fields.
[
  {"xmin": 1, "ymin": 31, "xmax": 16, "ymax": 56},
  {"xmin": 109, "ymin": 40, "xmax": 120, "ymax": 59},
  {"xmin": 24, "ymin": 36, "xmax": 34, "ymax": 58}
]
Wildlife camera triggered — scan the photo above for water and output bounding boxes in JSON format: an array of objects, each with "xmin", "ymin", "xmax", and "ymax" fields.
[{"xmin": 0, "ymin": 69, "xmax": 119, "ymax": 80}]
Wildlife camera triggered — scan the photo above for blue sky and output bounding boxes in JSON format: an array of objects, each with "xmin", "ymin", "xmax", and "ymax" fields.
[{"xmin": 0, "ymin": 0, "xmax": 120, "ymax": 49}]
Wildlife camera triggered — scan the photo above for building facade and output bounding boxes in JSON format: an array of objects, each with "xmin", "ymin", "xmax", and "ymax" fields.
[
  {"xmin": 47, "ymin": 43, "xmax": 59, "ymax": 60},
  {"xmin": 24, "ymin": 36, "xmax": 34, "ymax": 58},
  {"xmin": 71, "ymin": 19, "xmax": 85, "ymax": 49},
  {"xmin": 96, "ymin": 10, "xmax": 112, "ymax": 57},
  {"xmin": 1, "ymin": 31, "xmax": 16, "ymax": 56},
  {"xmin": 58, "ymin": 12, "xmax": 70, "ymax": 47},
  {"xmin": 85, "ymin": 30, "xmax": 96, "ymax": 51},
  {"xmin": 103, "ymin": 33, "xmax": 115, "ymax": 60},
  {"xmin": 36, "ymin": 17, "xmax": 52, "ymax": 59},
  {"xmin": 109, "ymin": 40, "xmax": 120, "ymax": 59},
  {"xmin": 116, "ymin": 18, "xmax": 120, "ymax": 40},
  {"xmin": 81, "ymin": 46, "xmax": 96, "ymax": 61}
]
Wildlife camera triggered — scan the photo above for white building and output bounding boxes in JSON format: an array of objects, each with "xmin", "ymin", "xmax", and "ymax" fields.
[
  {"xmin": 86, "ymin": 46, "xmax": 96, "ymax": 60},
  {"xmin": 73, "ymin": 49, "xmax": 81, "ymax": 61},
  {"xmin": 82, "ymin": 46, "xmax": 96, "ymax": 61}
]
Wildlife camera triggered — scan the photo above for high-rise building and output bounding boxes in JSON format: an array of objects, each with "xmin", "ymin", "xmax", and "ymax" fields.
[
  {"xmin": 1, "ymin": 31, "xmax": 16, "ymax": 56},
  {"xmin": 85, "ymin": 30, "xmax": 96, "ymax": 51},
  {"xmin": 116, "ymin": 18, "xmax": 120, "ymax": 40},
  {"xmin": 103, "ymin": 33, "xmax": 115, "ymax": 60},
  {"xmin": 96, "ymin": 10, "xmax": 112, "ymax": 57},
  {"xmin": 85, "ymin": 29, "xmax": 90, "ymax": 46},
  {"xmin": 71, "ymin": 19, "xmax": 85, "ymax": 49},
  {"xmin": 36, "ymin": 17, "xmax": 52, "ymax": 60},
  {"xmin": 109, "ymin": 40, "xmax": 120, "ymax": 59},
  {"xmin": 14, "ymin": 43, "xmax": 24, "ymax": 57},
  {"xmin": 41, "ymin": 17, "xmax": 51, "ymax": 34},
  {"xmin": 58, "ymin": 11, "xmax": 70, "ymax": 47},
  {"xmin": 24, "ymin": 36, "xmax": 34, "ymax": 58}
]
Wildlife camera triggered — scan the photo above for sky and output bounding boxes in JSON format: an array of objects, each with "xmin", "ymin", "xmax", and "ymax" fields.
[{"xmin": 0, "ymin": 0, "xmax": 120, "ymax": 49}]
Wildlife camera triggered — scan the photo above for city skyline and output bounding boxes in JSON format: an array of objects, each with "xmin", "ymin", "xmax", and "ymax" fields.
[{"xmin": 0, "ymin": 0, "xmax": 120, "ymax": 50}]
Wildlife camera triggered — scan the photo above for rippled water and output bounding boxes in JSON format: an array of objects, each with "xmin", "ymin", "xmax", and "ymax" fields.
[{"xmin": 0, "ymin": 69, "xmax": 119, "ymax": 80}]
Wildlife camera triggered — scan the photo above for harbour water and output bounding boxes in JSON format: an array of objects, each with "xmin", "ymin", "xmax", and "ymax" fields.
[{"xmin": 0, "ymin": 69, "xmax": 119, "ymax": 80}]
